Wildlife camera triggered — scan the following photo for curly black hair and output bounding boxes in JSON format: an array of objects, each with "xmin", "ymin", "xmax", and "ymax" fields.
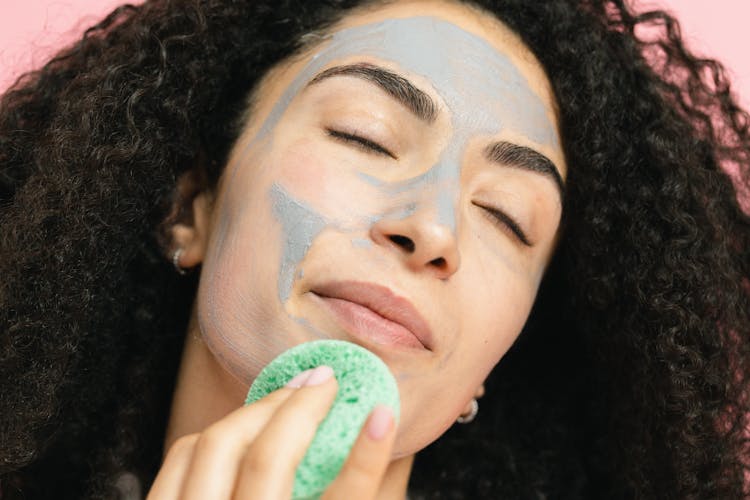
[{"xmin": 1, "ymin": 0, "xmax": 748, "ymax": 498}]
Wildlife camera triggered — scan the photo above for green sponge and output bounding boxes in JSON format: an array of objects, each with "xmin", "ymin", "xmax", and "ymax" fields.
[{"xmin": 245, "ymin": 339, "xmax": 400, "ymax": 500}]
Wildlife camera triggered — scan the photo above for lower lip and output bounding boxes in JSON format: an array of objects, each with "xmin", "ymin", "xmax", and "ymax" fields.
[{"xmin": 314, "ymin": 295, "xmax": 426, "ymax": 350}]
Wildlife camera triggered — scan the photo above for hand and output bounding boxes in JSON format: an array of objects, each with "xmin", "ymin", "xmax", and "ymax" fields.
[{"xmin": 147, "ymin": 365, "xmax": 397, "ymax": 500}]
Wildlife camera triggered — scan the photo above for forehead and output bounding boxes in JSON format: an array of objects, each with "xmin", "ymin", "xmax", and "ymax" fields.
[
  {"xmin": 237, "ymin": 6, "xmax": 566, "ymax": 180},
  {"xmin": 316, "ymin": 17, "xmax": 558, "ymax": 148}
]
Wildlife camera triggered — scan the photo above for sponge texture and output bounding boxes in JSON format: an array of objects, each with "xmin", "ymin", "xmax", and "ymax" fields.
[{"xmin": 245, "ymin": 340, "xmax": 400, "ymax": 500}]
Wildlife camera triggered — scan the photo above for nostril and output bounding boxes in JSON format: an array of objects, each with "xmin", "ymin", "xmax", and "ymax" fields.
[
  {"xmin": 389, "ymin": 234, "xmax": 415, "ymax": 253},
  {"xmin": 429, "ymin": 257, "xmax": 446, "ymax": 268}
]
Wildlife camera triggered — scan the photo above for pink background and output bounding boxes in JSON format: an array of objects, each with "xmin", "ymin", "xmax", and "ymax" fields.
[{"xmin": 1, "ymin": 0, "xmax": 749, "ymax": 108}]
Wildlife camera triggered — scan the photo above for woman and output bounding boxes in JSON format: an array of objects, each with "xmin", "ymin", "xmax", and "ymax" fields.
[{"xmin": 1, "ymin": 0, "xmax": 748, "ymax": 498}]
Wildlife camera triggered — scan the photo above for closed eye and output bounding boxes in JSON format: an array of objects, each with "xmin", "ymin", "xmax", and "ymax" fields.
[
  {"xmin": 326, "ymin": 128, "xmax": 396, "ymax": 159},
  {"xmin": 474, "ymin": 203, "xmax": 532, "ymax": 246}
]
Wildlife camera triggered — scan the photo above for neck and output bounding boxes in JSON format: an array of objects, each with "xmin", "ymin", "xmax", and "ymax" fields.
[{"xmin": 164, "ymin": 315, "xmax": 415, "ymax": 499}]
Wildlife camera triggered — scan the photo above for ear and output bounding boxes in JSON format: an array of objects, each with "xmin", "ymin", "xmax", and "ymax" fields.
[{"xmin": 159, "ymin": 167, "xmax": 213, "ymax": 271}]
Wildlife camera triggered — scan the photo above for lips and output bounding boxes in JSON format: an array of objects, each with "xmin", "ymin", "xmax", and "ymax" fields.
[{"xmin": 311, "ymin": 281, "xmax": 434, "ymax": 351}]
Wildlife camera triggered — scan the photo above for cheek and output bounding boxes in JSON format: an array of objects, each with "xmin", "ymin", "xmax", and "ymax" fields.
[
  {"xmin": 457, "ymin": 236, "xmax": 538, "ymax": 364},
  {"xmin": 392, "ymin": 271, "xmax": 535, "ymax": 457},
  {"xmin": 273, "ymin": 139, "xmax": 389, "ymax": 223},
  {"xmin": 196, "ymin": 205, "xmax": 280, "ymax": 370},
  {"xmin": 193, "ymin": 151, "xmax": 298, "ymax": 383}
]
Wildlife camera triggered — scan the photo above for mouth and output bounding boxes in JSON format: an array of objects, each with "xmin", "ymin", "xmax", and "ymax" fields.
[{"xmin": 310, "ymin": 280, "xmax": 434, "ymax": 352}]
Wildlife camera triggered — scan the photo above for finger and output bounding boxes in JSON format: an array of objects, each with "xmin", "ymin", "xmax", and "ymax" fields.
[
  {"xmin": 146, "ymin": 433, "xmax": 199, "ymax": 500},
  {"xmin": 233, "ymin": 365, "xmax": 339, "ymax": 500},
  {"xmin": 179, "ymin": 382, "xmax": 300, "ymax": 500},
  {"xmin": 321, "ymin": 405, "xmax": 396, "ymax": 500}
]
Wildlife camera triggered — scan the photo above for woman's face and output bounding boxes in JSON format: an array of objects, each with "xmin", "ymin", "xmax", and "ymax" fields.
[{"xmin": 194, "ymin": 0, "xmax": 566, "ymax": 457}]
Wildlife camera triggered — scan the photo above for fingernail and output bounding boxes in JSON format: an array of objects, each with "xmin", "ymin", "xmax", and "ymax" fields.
[
  {"xmin": 303, "ymin": 365, "xmax": 334, "ymax": 387},
  {"xmin": 366, "ymin": 405, "xmax": 393, "ymax": 441},
  {"xmin": 285, "ymin": 368, "xmax": 314, "ymax": 388}
]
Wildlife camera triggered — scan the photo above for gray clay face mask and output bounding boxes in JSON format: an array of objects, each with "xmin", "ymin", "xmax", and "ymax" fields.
[
  {"xmin": 196, "ymin": 16, "xmax": 560, "ymax": 384},
  {"xmin": 268, "ymin": 16, "xmax": 558, "ymax": 302}
]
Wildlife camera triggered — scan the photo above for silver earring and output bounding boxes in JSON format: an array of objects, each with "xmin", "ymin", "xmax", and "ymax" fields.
[
  {"xmin": 456, "ymin": 398, "xmax": 478, "ymax": 424},
  {"xmin": 172, "ymin": 248, "xmax": 187, "ymax": 275}
]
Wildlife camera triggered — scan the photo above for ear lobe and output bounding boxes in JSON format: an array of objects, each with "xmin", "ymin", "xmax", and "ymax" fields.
[
  {"xmin": 171, "ymin": 191, "xmax": 212, "ymax": 269},
  {"xmin": 476, "ymin": 384, "xmax": 485, "ymax": 399},
  {"xmin": 159, "ymin": 167, "xmax": 213, "ymax": 271}
]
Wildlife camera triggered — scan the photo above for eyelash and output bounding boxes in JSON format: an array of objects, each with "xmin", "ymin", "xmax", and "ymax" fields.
[
  {"xmin": 326, "ymin": 128, "xmax": 396, "ymax": 159},
  {"xmin": 475, "ymin": 203, "xmax": 532, "ymax": 246}
]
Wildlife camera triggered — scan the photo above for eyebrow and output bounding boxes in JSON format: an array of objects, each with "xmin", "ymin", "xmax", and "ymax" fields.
[
  {"xmin": 308, "ymin": 63, "xmax": 565, "ymax": 200},
  {"xmin": 307, "ymin": 63, "xmax": 438, "ymax": 123},
  {"xmin": 485, "ymin": 141, "xmax": 566, "ymax": 201}
]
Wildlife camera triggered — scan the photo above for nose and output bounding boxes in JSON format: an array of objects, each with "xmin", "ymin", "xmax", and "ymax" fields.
[{"xmin": 370, "ymin": 208, "xmax": 460, "ymax": 280}]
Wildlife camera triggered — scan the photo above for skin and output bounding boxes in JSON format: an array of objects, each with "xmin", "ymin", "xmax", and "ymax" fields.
[{"xmin": 154, "ymin": 0, "xmax": 567, "ymax": 498}]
